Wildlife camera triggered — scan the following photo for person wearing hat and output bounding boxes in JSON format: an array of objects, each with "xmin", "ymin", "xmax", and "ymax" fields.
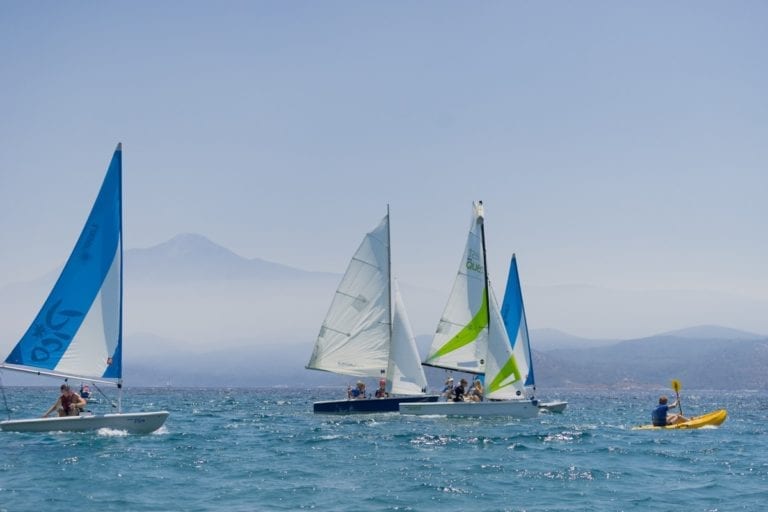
[
  {"xmin": 347, "ymin": 381, "xmax": 367, "ymax": 399},
  {"xmin": 43, "ymin": 383, "xmax": 87, "ymax": 417},
  {"xmin": 441, "ymin": 377, "xmax": 455, "ymax": 400}
]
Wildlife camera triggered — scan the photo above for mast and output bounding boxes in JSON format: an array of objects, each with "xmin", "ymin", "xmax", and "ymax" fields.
[
  {"xmin": 385, "ymin": 205, "xmax": 392, "ymax": 385},
  {"xmin": 478, "ymin": 201, "xmax": 491, "ymax": 329},
  {"xmin": 386, "ymin": 205, "xmax": 393, "ymax": 347},
  {"xmin": 117, "ymin": 142, "xmax": 124, "ymax": 413}
]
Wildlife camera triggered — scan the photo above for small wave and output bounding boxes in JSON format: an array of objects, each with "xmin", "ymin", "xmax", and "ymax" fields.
[{"xmin": 96, "ymin": 427, "xmax": 129, "ymax": 437}]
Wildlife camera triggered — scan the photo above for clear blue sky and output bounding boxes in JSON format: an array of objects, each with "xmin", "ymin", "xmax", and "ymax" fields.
[{"xmin": 1, "ymin": 2, "xmax": 766, "ymax": 306}]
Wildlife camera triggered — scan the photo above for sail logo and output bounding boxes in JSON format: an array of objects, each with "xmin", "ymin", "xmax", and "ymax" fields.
[
  {"xmin": 29, "ymin": 299, "xmax": 84, "ymax": 362},
  {"xmin": 466, "ymin": 249, "xmax": 483, "ymax": 274},
  {"xmin": 79, "ymin": 223, "xmax": 100, "ymax": 262}
]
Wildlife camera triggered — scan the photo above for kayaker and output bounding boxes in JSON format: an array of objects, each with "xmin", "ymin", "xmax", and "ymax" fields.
[{"xmin": 651, "ymin": 395, "xmax": 688, "ymax": 426}]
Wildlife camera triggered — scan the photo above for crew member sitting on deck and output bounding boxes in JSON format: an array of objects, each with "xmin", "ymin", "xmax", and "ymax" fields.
[
  {"xmin": 453, "ymin": 379, "xmax": 468, "ymax": 402},
  {"xmin": 348, "ymin": 381, "xmax": 367, "ymax": 399},
  {"xmin": 374, "ymin": 379, "xmax": 389, "ymax": 398},
  {"xmin": 468, "ymin": 379, "xmax": 484, "ymax": 402},
  {"xmin": 441, "ymin": 377, "xmax": 455, "ymax": 400},
  {"xmin": 43, "ymin": 384, "xmax": 87, "ymax": 417},
  {"xmin": 651, "ymin": 395, "xmax": 688, "ymax": 426}
]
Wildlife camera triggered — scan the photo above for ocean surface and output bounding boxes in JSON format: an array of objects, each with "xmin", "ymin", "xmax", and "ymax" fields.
[{"xmin": 1, "ymin": 386, "xmax": 766, "ymax": 511}]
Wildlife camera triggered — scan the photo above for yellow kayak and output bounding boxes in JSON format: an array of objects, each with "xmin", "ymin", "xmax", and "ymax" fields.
[{"xmin": 633, "ymin": 409, "xmax": 727, "ymax": 430}]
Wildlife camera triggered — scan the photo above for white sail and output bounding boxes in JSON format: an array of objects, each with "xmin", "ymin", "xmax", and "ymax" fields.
[
  {"xmin": 483, "ymin": 287, "xmax": 528, "ymax": 400},
  {"xmin": 387, "ymin": 281, "xmax": 427, "ymax": 395},
  {"xmin": 307, "ymin": 216, "xmax": 391, "ymax": 377},
  {"xmin": 424, "ymin": 201, "xmax": 488, "ymax": 373}
]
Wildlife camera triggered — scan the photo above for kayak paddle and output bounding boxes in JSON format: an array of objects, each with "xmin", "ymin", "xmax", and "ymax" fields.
[{"xmin": 671, "ymin": 378, "xmax": 683, "ymax": 416}]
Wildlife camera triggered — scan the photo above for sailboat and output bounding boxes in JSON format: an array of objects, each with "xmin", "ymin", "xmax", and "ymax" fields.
[
  {"xmin": 399, "ymin": 201, "xmax": 539, "ymax": 418},
  {"xmin": 501, "ymin": 255, "xmax": 567, "ymax": 413},
  {"xmin": 0, "ymin": 144, "xmax": 169, "ymax": 434},
  {"xmin": 307, "ymin": 208, "xmax": 439, "ymax": 413}
]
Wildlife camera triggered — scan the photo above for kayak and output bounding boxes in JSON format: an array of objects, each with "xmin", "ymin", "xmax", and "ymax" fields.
[{"xmin": 633, "ymin": 409, "xmax": 727, "ymax": 430}]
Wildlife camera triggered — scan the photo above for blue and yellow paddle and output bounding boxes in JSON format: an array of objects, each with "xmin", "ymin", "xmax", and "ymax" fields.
[{"xmin": 671, "ymin": 379, "xmax": 683, "ymax": 416}]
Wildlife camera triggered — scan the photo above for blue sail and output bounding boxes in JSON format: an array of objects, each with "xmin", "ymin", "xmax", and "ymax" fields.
[
  {"xmin": 4, "ymin": 145, "xmax": 123, "ymax": 380},
  {"xmin": 500, "ymin": 254, "xmax": 535, "ymax": 388}
]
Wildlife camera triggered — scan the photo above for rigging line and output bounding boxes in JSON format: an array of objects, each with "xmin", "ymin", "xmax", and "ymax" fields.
[
  {"xmin": 90, "ymin": 380, "xmax": 117, "ymax": 409},
  {"xmin": 0, "ymin": 371, "xmax": 11, "ymax": 420}
]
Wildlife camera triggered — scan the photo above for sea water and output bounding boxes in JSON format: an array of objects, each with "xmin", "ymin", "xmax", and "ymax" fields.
[{"xmin": 1, "ymin": 387, "xmax": 766, "ymax": 511}]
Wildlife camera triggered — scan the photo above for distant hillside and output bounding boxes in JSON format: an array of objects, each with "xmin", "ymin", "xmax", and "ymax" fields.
[
  {"xmin": 0, "ymin": 233, "xmax": 445, "ymax": 348},
  {"xmin": 2, "ymin": 232, "xmax": 767, "ymax": 391},
  {"xmin": 535, "ymin": 335, "xmax": 768, "ymax": 390},
  {"xmin": 530, "ymin": 328, "xmax": 618, "ymax": 351},
  {"xmin": 126, "ymin": 233, "xmax": 332, "ymax": 283}
]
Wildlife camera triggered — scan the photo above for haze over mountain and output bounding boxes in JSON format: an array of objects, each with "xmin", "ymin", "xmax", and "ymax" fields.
[{"xmin": 1, "ymin": 234, "xmax": 766, "ymax": 389}]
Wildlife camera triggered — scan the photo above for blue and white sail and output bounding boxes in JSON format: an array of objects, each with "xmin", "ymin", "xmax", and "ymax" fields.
[
  {"xmin": 2, "ymin": 144, "xmax": 123, "ymax": 383},
  {"xmin": 500, "ymin": 254, "xmax": 535, "ymax": 395}
]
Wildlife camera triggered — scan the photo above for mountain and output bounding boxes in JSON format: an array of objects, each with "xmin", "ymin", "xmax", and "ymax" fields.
[
  {"xmin": 529, "ymin": 328, "xmax": 618, "ymax": 351},
  {"xmin": 523, "ymin": 283, "xmax": 768, "ymax": 340},
  {"xmin": 2, "ymin": 233, "xmax": 767, "ymax": 390},
  {"xmin": 126, "ymin": 233, "xmax": 330, "ymax": 283},
  {"xmin": 652, "ymin": 325, "xmax": 765, "ymax": 341},
  {"xmin": 535, "ymin": 333, "xmax": 768, "ymax": 390}
]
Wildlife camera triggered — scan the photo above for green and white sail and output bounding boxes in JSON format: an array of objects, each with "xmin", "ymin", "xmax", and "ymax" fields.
[
  {"xmin": 424, "ymin": 201, "xmax": 489, "ymax": 374},
  {"xmin": 424, "ymin": 201, "xmax": 529, "ymax": 399},
  {"xmin": 307, "ymin": 211, "xmax": 428, "ymax": 395},
  {"xmin": 483, "ymin": 286, "xmax": 528, "ymax": 400}
]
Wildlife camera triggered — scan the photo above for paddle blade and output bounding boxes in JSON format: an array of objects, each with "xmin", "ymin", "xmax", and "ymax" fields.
[{"xmin": 671, "ymin": 379, "xmax": 681, "ymax": 393}]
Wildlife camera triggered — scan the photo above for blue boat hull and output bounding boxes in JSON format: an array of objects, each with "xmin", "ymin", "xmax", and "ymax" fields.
[{"xmin": 313, "ymin": 395, "xmax": 439, "ymax": 414}]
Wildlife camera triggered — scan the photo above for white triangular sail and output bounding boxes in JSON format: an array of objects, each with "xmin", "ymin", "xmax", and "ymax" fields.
[
  {"xmin": 483, "ymin": 287, "xmax": 529, "ymax": 400},
  {"xmin": 307, "ymin": 216, "xmax": 390, "ymax": 377},
  {"xmin": 387, "ymin": 281, "xmax": 428, "ymax": 395},
  {"xmin": 424, "ymin": 202, "xmax": 488, "ymax": 373}
]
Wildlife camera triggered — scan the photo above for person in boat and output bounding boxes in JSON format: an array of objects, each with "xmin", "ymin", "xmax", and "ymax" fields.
[
  {"xmin": 79, "ymin": 383, "xmax": 91, "ymax": 399},
  {"xmin": 43, "ymin": 384, "xmax": 87, "ymax": 418},
  {"xmin": 348, "ymin": 381, "xmax": 367, "ymax": 399},
  {"xmin": 453, "ymin": 379, "xmax": 468, "ymax": 402},
  {"xmin": 374, "ymin": 379, "xmax": 389, "ymax": 398},
  {"xmin": 468, "ymin": 379, "xmax": 484, "ymax": 402},
  {"xmin": 651, "ymin": 395, "xmax": 688, "ymax": 426},
  {"xmin": 441, "ymin": 377, "xmax": 455, "ymax": 400}
]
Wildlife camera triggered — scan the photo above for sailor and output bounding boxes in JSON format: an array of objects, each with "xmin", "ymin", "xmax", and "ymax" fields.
[{"xmin": 43, "ymin": 384, "xmax": 87, "ymax": 417}]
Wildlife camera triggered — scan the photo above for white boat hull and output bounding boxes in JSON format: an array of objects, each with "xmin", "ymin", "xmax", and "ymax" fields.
[
  {"xmin": 539, "ymin": 400, "xmax": 568, "ymax": 413},
  {"xmin": 0, "ymin": 411, "xmax": 169, "ymax": 434},
  {"xmin": 399, "ymin": 399, "xmax": 539, "ymax": 418}
]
